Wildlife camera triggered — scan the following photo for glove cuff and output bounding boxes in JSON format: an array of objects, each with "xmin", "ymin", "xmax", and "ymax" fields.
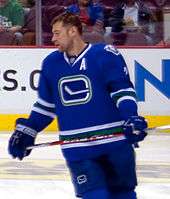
[{"xmin": 16, "ymin": 124, "xmax": 37, "ymax": 138}]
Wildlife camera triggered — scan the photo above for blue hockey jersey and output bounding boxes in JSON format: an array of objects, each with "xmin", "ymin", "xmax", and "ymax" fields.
[{"xmin": 28, "ymin": 43, "xmax": 138, "ymax": 161}]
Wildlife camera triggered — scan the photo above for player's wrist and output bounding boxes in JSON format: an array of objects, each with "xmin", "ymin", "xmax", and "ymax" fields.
[{"xmin": 15, "ymin": 124, "xmax": 37, "ymax": 138}]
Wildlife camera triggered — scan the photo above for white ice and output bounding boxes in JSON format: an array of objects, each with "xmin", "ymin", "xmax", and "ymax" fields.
[{"xmin": 0, "ymin": 133, "xmax": 170, "ymax": 199}]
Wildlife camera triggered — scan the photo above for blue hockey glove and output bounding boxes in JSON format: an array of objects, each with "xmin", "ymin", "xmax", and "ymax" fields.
[
  {"xmin": 8, "ymin": 119, "xmax": 37, "ymax": 160},
  {"xmin": 123, "ymin": 116, "xmax": 148, "ymax": 144}
]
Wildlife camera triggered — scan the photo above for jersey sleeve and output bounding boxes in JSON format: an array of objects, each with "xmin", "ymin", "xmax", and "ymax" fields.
[
  {"xmin": 101, "ymin": 45, "xmax": 138, "ymax": 120},
  {"xmin": 26, "ymin": 60, "xmax": 56, "ymax": 132}
]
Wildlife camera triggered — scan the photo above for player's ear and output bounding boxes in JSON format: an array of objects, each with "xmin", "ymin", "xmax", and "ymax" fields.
[{"xmin": 69, "ymin": 26, "xmax": 78, "ymax": 36}]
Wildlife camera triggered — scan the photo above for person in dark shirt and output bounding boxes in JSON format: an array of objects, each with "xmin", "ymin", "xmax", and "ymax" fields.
[{"xmin": 67, "ymin": 0, "xmax": 105, "ymax": 43}]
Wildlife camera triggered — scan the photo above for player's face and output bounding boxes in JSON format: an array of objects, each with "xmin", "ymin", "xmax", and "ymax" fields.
[{"xmin": 52, "ymin": 22, "xmax": 74, "ymax": 52}]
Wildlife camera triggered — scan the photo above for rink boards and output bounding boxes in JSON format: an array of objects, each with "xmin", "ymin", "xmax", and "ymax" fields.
[
  {"xmin": 0, "ymin": 48, "xmax": 170, "ymax": 131},
  {"xmin": 0, "ymin": 114, "xmax": 170, "ymax": 132}
]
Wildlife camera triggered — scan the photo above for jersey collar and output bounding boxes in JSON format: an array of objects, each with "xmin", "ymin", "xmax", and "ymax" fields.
[{"xmin": 63, "ymin": 43, "xmax": 92, "ymax": 66}]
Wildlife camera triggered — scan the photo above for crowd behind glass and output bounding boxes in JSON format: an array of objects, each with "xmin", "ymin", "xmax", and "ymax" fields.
[{"xmin": 0, "ymin": 0, "xmax": 170, "ymax": 46}]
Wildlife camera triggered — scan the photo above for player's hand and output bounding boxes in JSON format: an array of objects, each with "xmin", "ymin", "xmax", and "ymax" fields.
[
  {"xmin": 8, "ymin": 130, "xmax": 35, "ymax": 160},
  {"xmin": 8, "ymin": 119, "xmax": 37, "ymax": 160},
  {"xmin": 123, "ymin": 116, "xmax": 148, "ymax": 144}
]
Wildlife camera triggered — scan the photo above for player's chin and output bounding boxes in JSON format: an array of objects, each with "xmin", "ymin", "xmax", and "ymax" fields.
[{"xmin": 56, "ymin": 45, "xmax": 64, "ymax": 52}]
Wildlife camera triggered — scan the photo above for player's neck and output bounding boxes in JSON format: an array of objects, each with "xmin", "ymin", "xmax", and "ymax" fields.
[{"xmin": 67, "ymin": 38, "xmax": 87, "ymax": 57}]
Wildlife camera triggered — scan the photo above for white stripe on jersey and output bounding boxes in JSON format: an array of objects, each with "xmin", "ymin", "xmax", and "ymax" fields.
[
  {"xmin": 61, "ymin": 135, "xmax": 126, "ymax": 149},
  {"xmin": 32, "ymin": 107, "xmax": 56, "ymax": 118},
  {"xmin": 60, "ymin": 121, "xmax": 124, "ymax": 136},
  {"xmin": 37, "ymin": 98, "xmax": 55, "ymax": 108}
]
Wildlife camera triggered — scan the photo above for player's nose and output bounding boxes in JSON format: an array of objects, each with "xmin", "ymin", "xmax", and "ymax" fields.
[{"xmin": 51, "ymin": 34, "xmax": 58, "ymax": 44}]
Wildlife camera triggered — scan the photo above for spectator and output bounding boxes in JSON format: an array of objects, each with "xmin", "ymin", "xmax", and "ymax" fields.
[
  {"xmin": 20, "ymin": 0, "xmax": 35, "ymax": 45},
  {"xmin": 41, "ymin": 0, "xmax": 77, "ymax": 7},
  {"xmin": 41, "ymin": 1, "xmax": 77, "ymax": 45},
  {"xmin": 164, "ymin": 37, "xmax": 170, "ymax": 46},
  {"xmin": 18, "ymin": 0, "xmax": 34, "ymax": 8},
  {"xmin": 42, "ymin": 4, "xmax": 65, "ymax": 45},
  {"xmin": 67, "ymin": 0, "xmax": 105, "ymax": 43},
  {"xmin": 0, "ymin": 0, "xmax": 24, "ymax": 45},
  {"xmin": 21, "ymin": 0, "xmax": 65, "ymax": 46},
  {"xmin": 42, "ymin": 0, "xmax": 62, "ymax": 6},
  {"xmin": 107, "ymin": 0, "xmax": 156, "ymax": 45},
  {"xmin": 156, "ymin": 36, "xmax": 170, "ymax": 46}
]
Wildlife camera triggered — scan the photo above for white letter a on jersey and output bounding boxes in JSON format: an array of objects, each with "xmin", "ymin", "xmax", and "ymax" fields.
[{"xmin": 80, "ymin": 58, "xmax": 87, "ymax": 71}]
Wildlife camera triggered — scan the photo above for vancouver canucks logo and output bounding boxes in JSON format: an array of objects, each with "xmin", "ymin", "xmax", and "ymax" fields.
[
  {"xmin": 58, "ymin": 75, "xmax": 92, "ymax": 106},
  {"xmin": 104, "ymin": 45, "xmax": 120, "ymax": 55}
]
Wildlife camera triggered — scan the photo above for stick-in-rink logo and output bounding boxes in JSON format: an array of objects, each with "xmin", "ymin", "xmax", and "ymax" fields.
[{"xmin": 58, "ymin": 75, "xmax": 92, "ymax": 106}]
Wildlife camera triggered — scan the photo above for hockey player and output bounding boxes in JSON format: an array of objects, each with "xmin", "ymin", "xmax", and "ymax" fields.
[{"xmin": 8, "ymin": 12, "xmax": 148, "ymax": 199}]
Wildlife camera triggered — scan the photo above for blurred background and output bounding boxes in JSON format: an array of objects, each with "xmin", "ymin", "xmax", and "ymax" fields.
[{"xmin": 0, "ymin": 0, "xmax": 170, "ymax": 47}]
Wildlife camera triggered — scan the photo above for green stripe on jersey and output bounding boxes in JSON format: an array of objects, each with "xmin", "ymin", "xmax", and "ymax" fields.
[{"xmin": 59, "ymin": 127, "xmax": 123, "ymax": 141}]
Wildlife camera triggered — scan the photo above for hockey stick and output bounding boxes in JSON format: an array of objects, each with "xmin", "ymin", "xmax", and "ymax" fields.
[
  {"xmin": 27, "ymin": 140, "xmax": 63, "ymax": 149},
  {"xmin": 26, "ymin": 125, "xmax": 170, "ymax": 150},
  {"xmin": 26, "ymin": 133, "xmax": 123, "ymax": 150}
]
